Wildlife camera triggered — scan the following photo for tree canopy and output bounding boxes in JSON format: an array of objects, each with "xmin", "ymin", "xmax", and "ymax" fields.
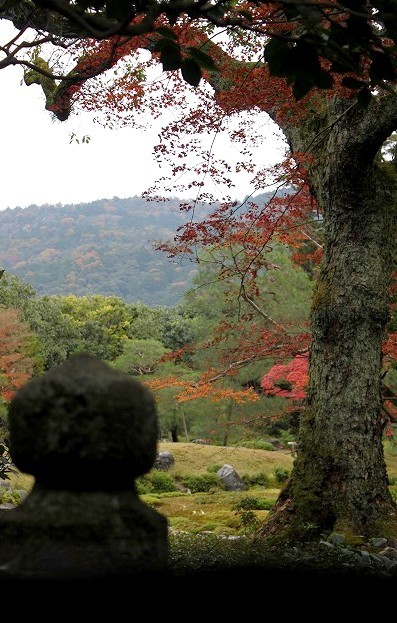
[{"xmin": 2, "ymin": 0, "xmax": 397, "ymax": 102}]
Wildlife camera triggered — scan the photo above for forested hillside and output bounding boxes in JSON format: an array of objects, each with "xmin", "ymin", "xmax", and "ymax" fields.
[{"xmin": 0, "ymin": 196, "xmax": 205, "ymax": 306}]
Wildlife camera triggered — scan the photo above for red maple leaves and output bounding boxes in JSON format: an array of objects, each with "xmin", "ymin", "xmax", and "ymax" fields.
[{"xmin": 261, "ymin": 352, "xmax": 309, "ymax": 400}]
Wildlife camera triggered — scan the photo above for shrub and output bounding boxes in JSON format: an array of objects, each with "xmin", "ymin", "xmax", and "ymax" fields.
[
  {"xmin": 236, "ymin": 509, "xmax": 261, "ymax": 533},
  {"xmin": 206, "ymin": 464, "xmax": 223, "ymax": 474},
  {"xmin": 149, "ymin": 471, "xmax": 178, "ymax": 493},
  {"xmin": 233, "ymin": 496, "xmax": 275, "ymax": 511},
  {"xmin": 274, "ymin": 467, "xmax": 290, "ymax": 484},
  {"xmin": 181, "ymin": 473, "xmax": 219, "ymax": 493},
  {"xmin": 136, "ymin": 471, "xmax": 177, "ymax": 494},
  {"xmin": 0, "ymin": 487, "xmax": 21, "ymax": 506},
  {"xmin": 169, "ymin": 532, "xmax": 257, "ymax": 574},
  {"xmin": 136, "ymin": 475, "xmax": 154, "ymax": 495},
  {"xmin": 241, "ymin": 472, "xmax": 269, "ymax": 488}
]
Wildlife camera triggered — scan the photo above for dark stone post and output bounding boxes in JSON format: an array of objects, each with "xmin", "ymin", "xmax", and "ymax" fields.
[{"xmin": 0, "ymin": 353, "xmax": 169, "ymax": 581}]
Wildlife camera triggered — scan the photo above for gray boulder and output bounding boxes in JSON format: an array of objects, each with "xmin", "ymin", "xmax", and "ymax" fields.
[
  {"xmin": 153, "ymin": 451, "xmax": 175, "ymax": 471},
  {"xmin": 217, "ymin": 464, "xmax": 245, "ymax": 491}
]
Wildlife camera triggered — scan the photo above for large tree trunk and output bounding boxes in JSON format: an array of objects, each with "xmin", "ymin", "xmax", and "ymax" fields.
[
  {"xmin": 200, "ymin": 45, "xmax": 397, "ymax": 540},
  {"xmin": 258, "ymin": 95, "xmax": 397, "ymax": 541}
]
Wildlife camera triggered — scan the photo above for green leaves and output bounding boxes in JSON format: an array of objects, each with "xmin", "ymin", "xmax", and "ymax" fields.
[
  {"xmin": 264, "ymin": 0, "xmax": 397, "ymax": 101},
  {"xmin": 187, "ymin": 46, "xmax": 216, "ymax": 71},
  {"xmin": 264, "ymin": 38, "xmax": 291, "ymax": 78},
  {"xmin": 264, "ymin": 38, "xmax": 334, "ymax": 100},
  {"xmin": 154, "ymin": 37, "xmax": 182, "ymax": 71},
  {"xmin": 153, "ymin": 30, "xmax": 217, "ymax": 87},
  {"xmin": 181, "ymin": 59, "xmax": 202, "ymax": 88}
]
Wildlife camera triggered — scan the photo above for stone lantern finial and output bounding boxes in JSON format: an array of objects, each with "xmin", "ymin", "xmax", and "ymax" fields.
[{"xmin": 0, "ymin": 353, "xmax": 169, "ymax": 581}]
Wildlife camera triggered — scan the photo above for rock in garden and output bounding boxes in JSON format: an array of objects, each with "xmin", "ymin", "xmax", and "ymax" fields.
[
  {"xmin": 154, "ymin": 451, "xmax": 175, "ymax": 471},
  {"xmin": 217, "ymin": 464, "xmax": 245, "ymax": 491}
]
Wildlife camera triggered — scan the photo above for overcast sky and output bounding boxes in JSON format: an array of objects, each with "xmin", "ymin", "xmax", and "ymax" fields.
[{"xmin": 0, "ymin": 23, "xmax": 286, "ymax": 212}]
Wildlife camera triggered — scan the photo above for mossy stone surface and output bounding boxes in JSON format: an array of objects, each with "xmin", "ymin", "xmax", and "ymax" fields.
[{"xmin": 8, "ymin": 353, "xmax": 159, "ymax": 489}]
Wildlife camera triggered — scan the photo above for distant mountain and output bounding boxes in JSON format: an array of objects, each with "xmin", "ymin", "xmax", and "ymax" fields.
[
  {"xmin": 0, "ymin": 191, "xmax": 290, "ymax": 306},
  {"xmin": 0, "ymin": 196, "xmax": 206, "ymax": 307}
]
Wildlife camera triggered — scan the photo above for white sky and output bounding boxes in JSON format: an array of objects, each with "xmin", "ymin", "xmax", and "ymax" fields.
[{"xmin": 0, "ymin": 22, "xmax": 287, "ymax": 211}]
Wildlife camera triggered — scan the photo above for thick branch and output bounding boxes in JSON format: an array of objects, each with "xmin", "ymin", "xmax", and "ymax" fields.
[{"xmin": 350, "ymin": 91, "xmax": 397, "ymax": 157}]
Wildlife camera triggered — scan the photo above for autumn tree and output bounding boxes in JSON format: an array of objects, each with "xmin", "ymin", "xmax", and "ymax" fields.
[
  {"xmin": 2, "ymin": 1, "xmax": 397, "ymax": 104},
  {"xmin": 0, "ymin": 306, "xmax": 42, "ymax": 478},
  {"xmin": 122, "ymin": 243, "xmax": 312, "ymax": 448},
  {"xmin": 158, "ymin": 243, "xmax": 314, "ymax": 442},
  {"xmin": 0, "ymin": 273, "xmax": 79, "ymax": 369},
  {"xmin": 74, "ymin": 26, "xmax": 397, "ymax": 541},
  {"xmin": 3, "ymin": 2, "xmax": 397, "ymax": 544},
  {"xmin": 0, "ymin": 308, "xmax": 42, "ymax": 405},
  {"xmin": 160, "ymin": 55, "xmax": 397, "ymax": 541}
]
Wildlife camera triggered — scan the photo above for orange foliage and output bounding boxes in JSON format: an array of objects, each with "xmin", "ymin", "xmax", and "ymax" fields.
[
  {"xmin": 0, "ymin": 308, "xmax": 37, "ymax": 402},
  {"xmin": 291, "ymin": 248, "xmax": 323, "ymax": 269},
  {"xmin": 146, "ymin": 369, "xmax": 259, "ymax": 403}
]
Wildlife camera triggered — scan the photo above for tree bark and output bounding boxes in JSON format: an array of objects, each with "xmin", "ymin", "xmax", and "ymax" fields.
[{"xmin": 258, "ymin": 95, "xmax": 397, "ymax": 540}]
